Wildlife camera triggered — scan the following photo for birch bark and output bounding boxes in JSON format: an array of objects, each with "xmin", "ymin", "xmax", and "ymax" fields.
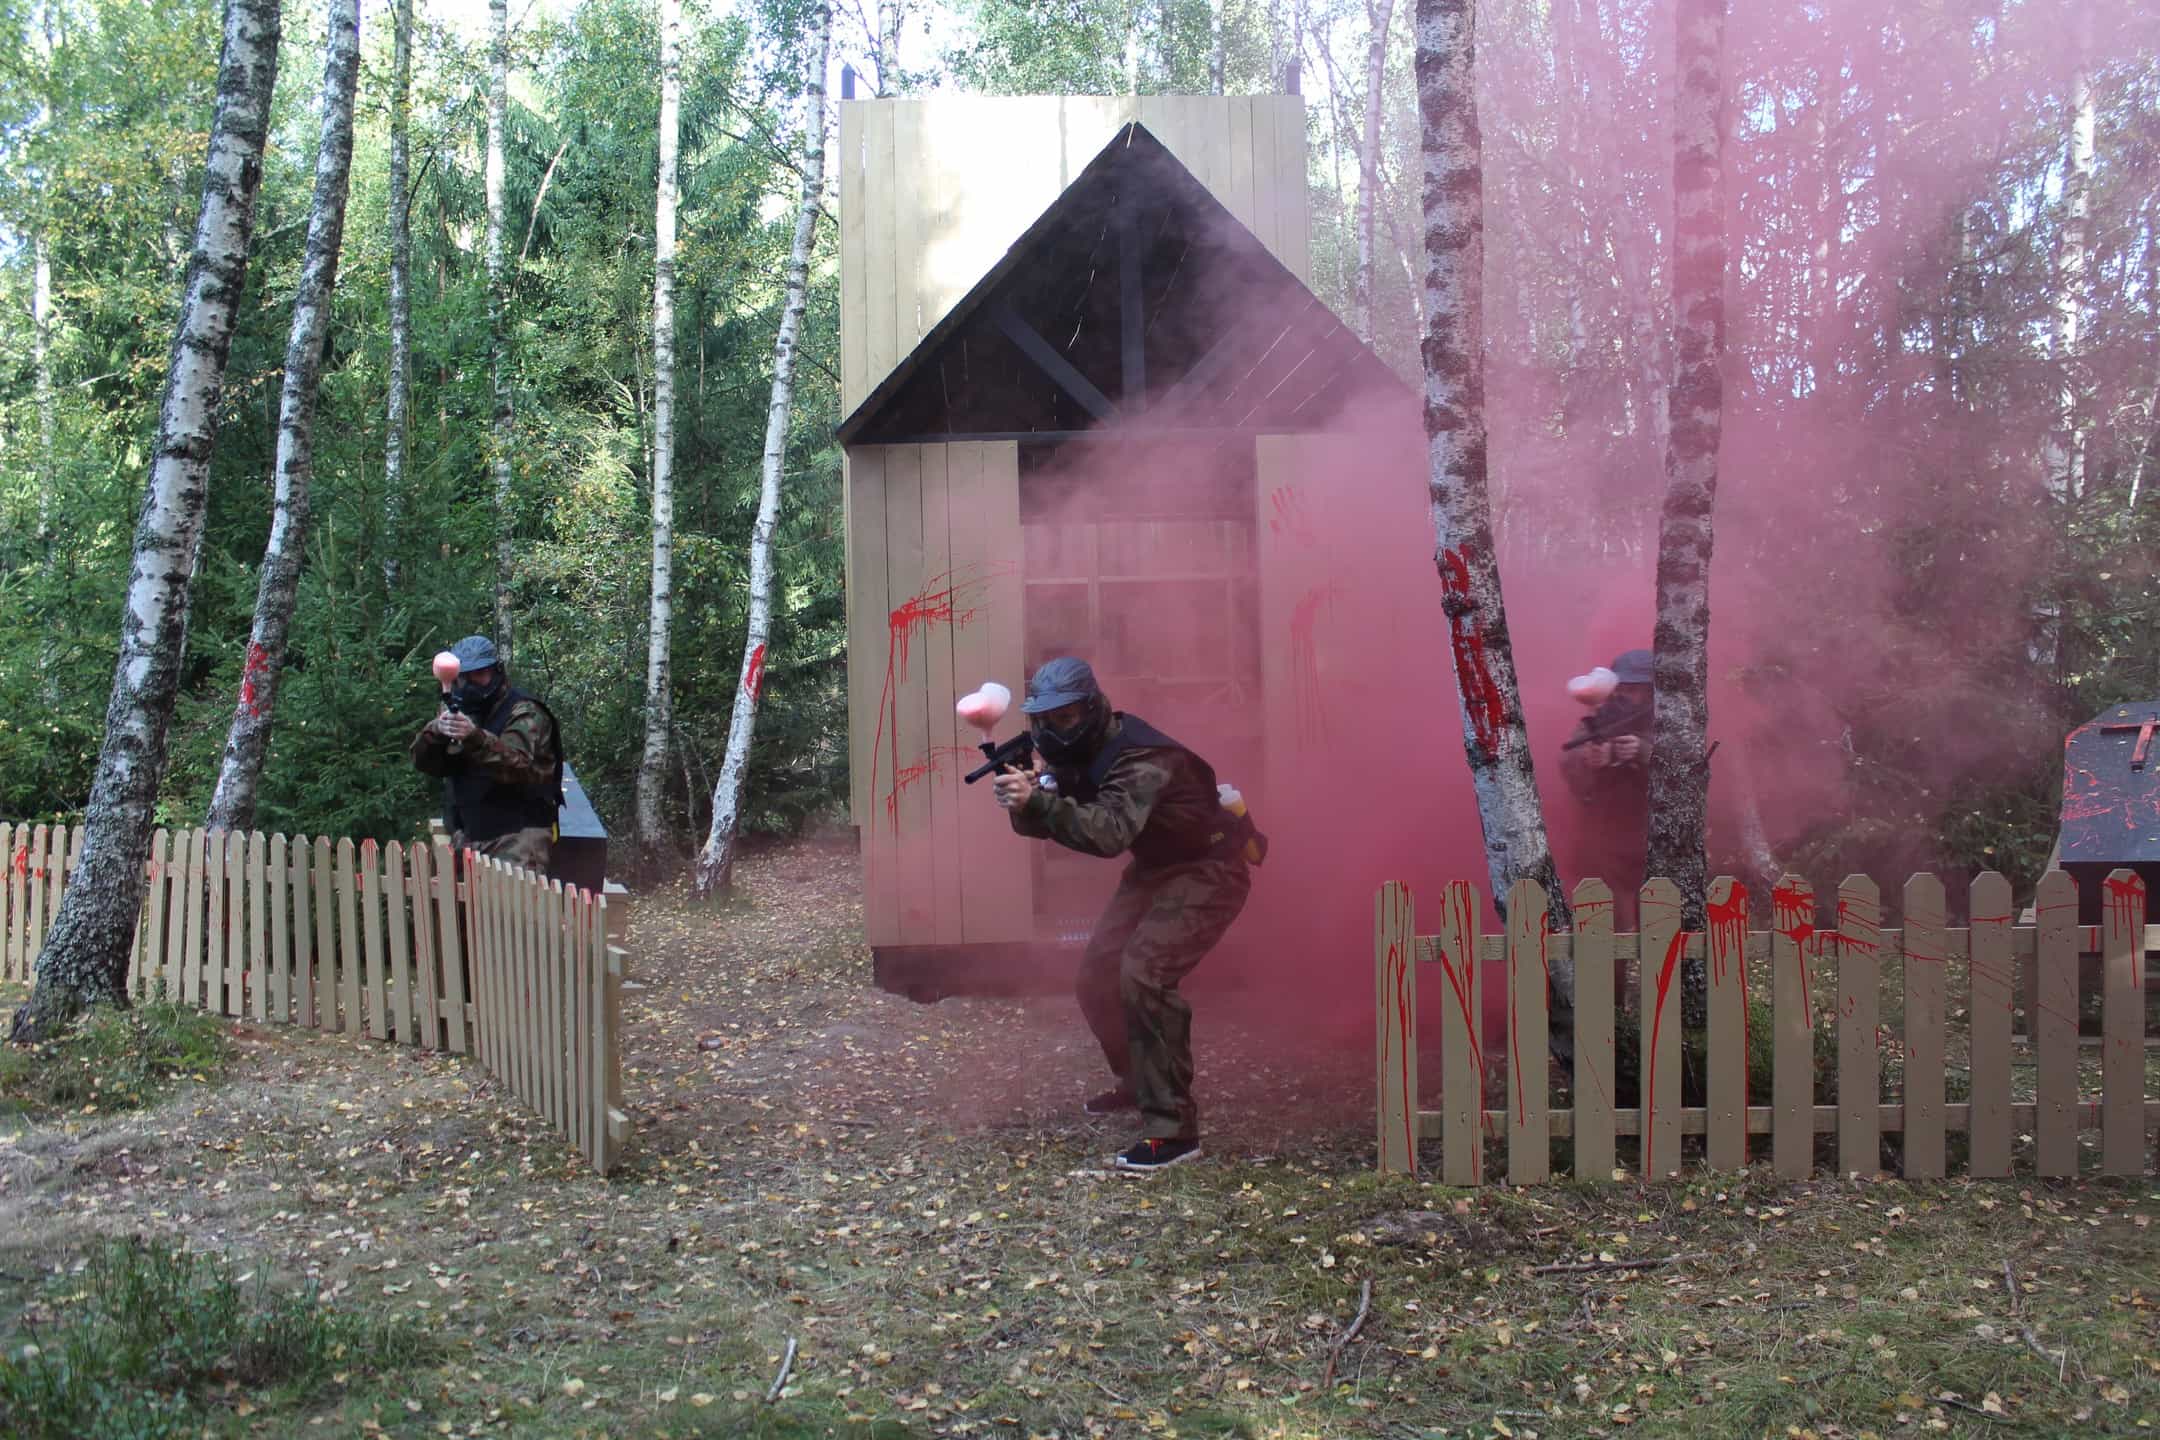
[
  {"xmin": 695, "ymin": 0, "xmax": 832, "ymax": 896},
  {"xmin": 486, "ymin": 0, "xmax": 515, "ymax": 659},
  {"xmin": 383, "ymin": 0, "xmax": 414, "ymax": 591},
  {"xmin": 14, "ymin": 0, "xmax": 283, "ymax": 1040},
  {"xmin": 635, "ymin": 0, "xmax": 682, "ymax": 869},
  {"xmin": 1357, "ymin": 0, "xmax": 1398, "ymax": 343}
]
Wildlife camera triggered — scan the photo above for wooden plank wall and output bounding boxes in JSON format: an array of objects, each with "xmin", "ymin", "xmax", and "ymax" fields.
[
  {"xmin": 847, "ymin": 443, "xmax": 1030, "ymax": 948},
  {"xmin": 1375, "ymin": 869, "xmax": 2157, "ymax": 1184},
  {"xmin": 0, "ymin": 825, "xmax": 626, "ymax": 1175},
  {"xmin": 839, "ymin": 95, "xmax": 1312, "ymax": 420}
]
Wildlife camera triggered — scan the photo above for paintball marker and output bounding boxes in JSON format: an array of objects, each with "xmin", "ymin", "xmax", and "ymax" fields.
[
  {"xmin": 1562, "ymin": 692, "xmax": 1653, "ymax": 751},
  {"xmin": 955, "ymin": 682, "xmax": 1037, "ymax": 785},
  {"xmin": 431, "ymin": 650, "xmax": 471, "ymax": 753}
]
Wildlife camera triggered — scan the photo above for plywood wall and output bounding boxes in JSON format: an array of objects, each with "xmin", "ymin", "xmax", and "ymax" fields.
[
  {"xmin": 839, "ymin": 95, "xmax": 1313, "ymax": 417},
  {"xmin": 846, "ymin": 443, "xmax": 1032, "ymax": 948}
]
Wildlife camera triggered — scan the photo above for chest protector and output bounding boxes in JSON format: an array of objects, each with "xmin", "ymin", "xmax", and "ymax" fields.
[
  {"xmin": 447, "ymin": 688, "xmax": 565, "ymax": 843},
  {"xmin": 1062, "ymin": 713, "xmax": 1245, "ymax": 868}
]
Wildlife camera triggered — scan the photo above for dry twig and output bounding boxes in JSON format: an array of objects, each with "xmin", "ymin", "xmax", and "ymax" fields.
[
  {"xmin": 1320, "ymin": 1277, "xmax": 1373, "ymax": 1390},
  {"xmin": 764, "ymin": 1336, "xmax": 797, "ymax": 1403}
]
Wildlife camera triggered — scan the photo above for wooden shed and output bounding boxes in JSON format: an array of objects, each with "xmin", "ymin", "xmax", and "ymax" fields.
[{"xmin": 838, "ymin": 95, "xmax": 1416, "ymax": 997}]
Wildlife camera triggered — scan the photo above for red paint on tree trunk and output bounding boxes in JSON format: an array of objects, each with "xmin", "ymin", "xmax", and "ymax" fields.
[
  {"xmin": 743, "ymin": 642, "xmax": 767, "ymax": 703},
  {"xmin": 1437, "ymin": 546, "xmax": 1505, "ymax": 759},
  {"xmin": 239, "ymin": 640, "xmax": 273, "ymax": 718}
]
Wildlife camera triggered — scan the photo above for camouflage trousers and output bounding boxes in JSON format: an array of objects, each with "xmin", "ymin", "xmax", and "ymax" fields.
[
  {"xmin": 1076, "ymin": 857, "xmax": 1251, "ymax": 1140},
  {"xmin": 458, "ymin": 827, "xmax": 554, "ymax": 875}
]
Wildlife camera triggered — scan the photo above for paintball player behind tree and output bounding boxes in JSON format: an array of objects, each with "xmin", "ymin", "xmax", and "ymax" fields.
[
  {"xmin": 989, "ymin": 657, "xmax": 1258, "ymax": 1174},
  {"xmin": 1559, "ymin": 648, "xmax": 1656, "ymax": 924},
  {"xmin": 410, "ymin": 635, "xmax": 565, "ymax": 873}
]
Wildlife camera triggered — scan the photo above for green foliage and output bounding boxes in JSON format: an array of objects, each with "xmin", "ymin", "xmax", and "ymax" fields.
[
  {"xmin": 0, "ymin": 999, "xmax": 227, "ymax": 1120},
  {"xmin": 0, "ymin": 1236, "xmax": 421, "ymax": 1439}
]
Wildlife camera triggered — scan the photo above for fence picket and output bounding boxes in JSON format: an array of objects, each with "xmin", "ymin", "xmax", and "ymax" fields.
[
  {"xmin": 1437, "ymin": 880, "xmax": 1483, "ymax": 1186},
  {"xmin": 1836, "ymin": 875, "xmax": 1882, "ymax": 1178},
  {"xmin": 520, "ymin": 872, "xmax": 540, "ymax": 1108},
  {"xmin": 1706, "ymin": 877, "xmax": 1749, "ymax": 1172},
  {"xmin": 267, "ymin": 835, "xmax": 290, "ymax": 1023},
  {"xmin": 204, "ymin": 829, "xmax": 231, "ymax": 1016},
  {"xmin": 1901, "ymin": 874, "xmax": 1948, "ymax": 1179},
  {"xmin": 1967, "ymin": 871, "xmax": 2014, "ymax": 1177},
  {"xmin": 386, "ymin": 842, "xmax": 414, "ymax": 1045},
  {"xmin": 1571, "ymin": 879, "xmax": 1615, "ymax": 1183},
  {"xmin": 139, "ymin": 830, "xmax": 170, "ymax": 1002},
  {"xmin": 26, "ymin": 823, "xmax": 49, "ymax": 974},
  {"xmin": 2, "ymin": 822, "xmax": 20, "ymax": 981},
  {"xmin": 1374, "ymin": 881, "xmax": 1417, "ymax": 1175},
  {"xmin": 2100, "ymin": 868, "xmax": 2145, "ymax": 1177},
  {"xmin": 1506, "ymin": 880, "xmax": 1550, "ymax": 1184},
  {"xmin": 572, "ymin": 890, "xmax": 589, "ymax": 1159},
  {"xmin": 312, "ymin": 837, "xmax": 336, "ymax": 1030},
  {"xmin": 434, "ymin": 842, "xmax": 467, "ymax": 1054},
  {"xmin": 2033, "ymin": 868, "xmax": 2078, "ymax": 1177},
  {"xmin": 360, "ymin": 841, "xmax": 388, "ymax": 1040},
  {"xmin": 471, "ymin": 857, "xmax": 493, "ymax": 1071},
  {"xmin": 1639, "ymin": 878, "xmax": 1684, "ymax": 1179},
  {"xmin": 336, "ymin": 838, "xmax": 362, "ymax": 1036},
  {"xmin": 602, "ymin": 926, "xmax": 623, "ymax": 1175},
  {"xmin": 290, "ymin": 838, "xmax": 313, "ymax": 1027},
  {"xmin": 246, "ymin": 832, "xmax": 268, "ymax": 1021},
  {"xmin": 543, "ymin": 880, "xmax": 563, "ymax": 1130},
  {"xmin": 586, "ymin": 912, "xmax": 604, "ymax": 1171},
  {"xmin": 1770, "ymin": 875, "xmax": 1818, "ymax": 1179},
  {"xmin": 59, "ymin": 824, "xmax": 83, "ymax": 923},
  {"xmin": 178, "ymin": 829, "xmax": 206, "ymax": 1008},
  {"xmin": 410, "ymin": 843, "xmax": 440, "ymax": 1050}
]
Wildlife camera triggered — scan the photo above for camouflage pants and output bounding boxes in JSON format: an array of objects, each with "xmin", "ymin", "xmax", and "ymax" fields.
[
  {"xmin": 459, "ymin": 827, "xmax": 554, "ymax": 875},
  {"xmin": 1076, "ymin": 857, "xmax": 1251, "ymax": 1140}
]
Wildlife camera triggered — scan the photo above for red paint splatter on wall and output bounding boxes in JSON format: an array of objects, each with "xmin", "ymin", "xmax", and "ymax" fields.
[
  {"xmin": 1287, "ymin": 583, "xmax": 1340, "ymax": 745},
  {"xmin": 884, "ymin": 745, "xmax": 979, "ymax": 822},
  {"xmin": 239, "ymin": 640, "xmax": 273, "ymax": 719},
  {"xmin": 1268, "ymin": 486, "xmax": 1320, "ymax": 549},
  {"xmin": 743, "ymin": 643, "xmax": 767, "ymax": 704},
  {"xmin": 1438, "ymin": 546, "xmax": 1506, "ymax": 759},
  {"xmin": 869, "ymin": 566, "xmax": 1008, "ymax": 833}
]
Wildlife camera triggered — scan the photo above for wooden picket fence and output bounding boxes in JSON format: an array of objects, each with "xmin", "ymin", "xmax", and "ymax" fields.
[
  {"xmin": 0, "ymin": 821, "xmax": 627, "ymax": 1175},
  {"xmin": 1376, "ymin": 869, "xmax": 2158, "ymax": 1184}
]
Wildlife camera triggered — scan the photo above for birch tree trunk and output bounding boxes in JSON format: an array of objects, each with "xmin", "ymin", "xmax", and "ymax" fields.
[
  {"xmin": 635, "ymin": 0, "xmax": 681, "ymax": 871},
  {"xmin": 1414, "ymin": 0, "xmax": 1575, "ymax": 986},
  {"xmin": 694, "ymin": 0, "xmax": 832, "ymax": 898},
  {"xmin": 12, "ymin": 0, "xmax": 282, "ymax": 1042},
  {"xmin": 876, "ymin": 0, "xmax": 902, "ymax": 93},
  {"xmin": 1357, "ymin": 0, "xmax": 1397, "ymax": 343},
  {"xmin": 206, "ymin": 0, "xmax": 360, "ymax": 835},
  {"xmin": 32, "ymin": 230, "xmax": 54, "ymax": 544},
  {"xmin": 382, "ymin": 0, "xmax": 414, "ymax": 592},
  {"xmin": 1644, "ymin": 0, "xmax": 1726, "ymax": 988},
  {"xmin": 486, "ymin": 0, "xmax": 515, "ymax": 660},
  {"xmin": 2045, "ymin": 18, "xmax": 2094, "ymax": 502}
]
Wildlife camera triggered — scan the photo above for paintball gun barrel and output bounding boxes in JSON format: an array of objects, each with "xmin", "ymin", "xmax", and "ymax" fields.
[
  {"xmin": 1561, "ymin": 696, "xmax": 1653, "ymax": 751},
  {"xmin": 963, "ymin": 731, "xmax": 1035, "ymax": 784}
]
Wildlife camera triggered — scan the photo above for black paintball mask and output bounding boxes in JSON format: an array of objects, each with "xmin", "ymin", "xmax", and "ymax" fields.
[
  {"xmin": 1022, "ymin": 656, "xmax": 1112, "ymax": 768},
  {"xmin": 454, "ymin": 668, "xmax": 506, "ymax": 712}
]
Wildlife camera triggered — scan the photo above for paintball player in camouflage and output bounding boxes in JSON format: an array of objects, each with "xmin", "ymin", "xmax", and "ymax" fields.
[
  {"xmin": 1559, "ymin": 647, "xmax": 1655, "ymax": 927},
  {"xmin": 410, "ymin": 635, "xmax": 565, "ymax": 873},
  {"xmin": 990, "ymin": 657, "xmax": 1255, "ymax": 1173}
]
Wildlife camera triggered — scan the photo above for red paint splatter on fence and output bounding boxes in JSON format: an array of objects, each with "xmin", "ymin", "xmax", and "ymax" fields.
[
  {"xmin": 1834, "ymin": 894, "xmax": 1879, "ymax": 951},
  {"xmin": 1707, "ymin": 884, "xmax": 1751, "ymax": 1090},
  {"xmin": 744, "ymin": 643, "xmax": 767, "ymax": 703},
  {"xmin": 1438, "ymin": 547, "xmax": 1506, "ymax": 759},
  {"xmin": 1643, "ymin": 927, "xmax": 1686, "ymax": 1172},
  {"xmin": 1771, "ymin": 879, "xmax": 1815, "ymax": 1028},
  {"xmin": 1438, "ymin": 883, "xmax": 1486, "ymax": 1139},
  {"xmin": 239, "ymin": 640, "xmax": 273, "ymax": 718},
  {"xmin": 9, "ymin": 847, "xmax": 25, "ymax": 881},
  {"xmin": 2104, "ymin": 874, "xmax": 2146, "ymax": 983},
  {"xmin": 1510, "ymin": 908, "xmax": 1558, "ymax": 1127},
  {"xmin": 1379, "ymin": 886, "xmax": 1416, "ymax": 1164}
]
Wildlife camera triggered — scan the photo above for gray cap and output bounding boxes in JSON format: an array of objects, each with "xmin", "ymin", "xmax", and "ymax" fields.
[
  {"xmin": 1609, "ymin": 649, "xmax": 1653, "ymax": 684},
  {"xmin": 451, "ymin": 635, "xmax": 501, "ymax": 671},
  {"xmin": 1021, "ymin": 655, "xmax": 1101, "ymax": 714}
]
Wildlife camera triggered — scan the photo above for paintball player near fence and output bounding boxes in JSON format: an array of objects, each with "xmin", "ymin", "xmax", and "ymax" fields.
[
  {"xmin": 1559, "ymin": 648, "xmax": 1655, "ymax": 927},
  {"xmin": 410, "ymin": 635, "xmax": 565, "ymax": 873},
  {"xmin": 988, "ymin": 657, "xmax": 1256, "ymax": 1173}
]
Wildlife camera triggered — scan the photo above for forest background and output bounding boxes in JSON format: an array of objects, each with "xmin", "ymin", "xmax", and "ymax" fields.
[{"xmin": 0, "ymin": 0, "xmax": 2155, "ymax": 892}]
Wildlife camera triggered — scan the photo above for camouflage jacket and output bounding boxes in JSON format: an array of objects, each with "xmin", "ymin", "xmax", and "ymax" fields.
[
  {"xmin": 1010, "ymin": 722, "xmax": 1225, "ymax": 867},
  {"xmin": 410, "ymin": 695, "xmax": 559, "ymax": 788}
]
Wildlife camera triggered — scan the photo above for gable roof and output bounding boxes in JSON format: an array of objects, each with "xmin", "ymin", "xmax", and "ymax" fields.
[{"xmin": 837, "ymin": 121, "xmax": 1407, "ymax": 447}]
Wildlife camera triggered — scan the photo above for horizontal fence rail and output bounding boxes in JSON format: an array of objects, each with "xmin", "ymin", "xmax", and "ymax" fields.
[
  {"xmin": 1376, "ymin": 870, "xmax": 2156, "ymax": 1184},
  {"xmin": 0, "ymin": 822, "xmax": 626, "ymax": 1175}
]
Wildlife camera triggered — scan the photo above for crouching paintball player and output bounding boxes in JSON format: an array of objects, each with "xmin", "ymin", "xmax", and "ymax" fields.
[
  {"xmin": 410, "ymin": 635, "xmax": 565, "ymax": 873},
  {"xmin": 985, "ymin": 657, "xmax": 1261, "ymax": 1173}
]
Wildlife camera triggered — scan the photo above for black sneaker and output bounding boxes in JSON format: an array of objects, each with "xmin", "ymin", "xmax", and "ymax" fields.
[
  {"xmin": 1114, "ymin": 1137, "xmax": 1202, "ymax": 1172},
  {"xmin": 1084, "ymin": 1087, "xmax": 1138, "ymax": 1116}
]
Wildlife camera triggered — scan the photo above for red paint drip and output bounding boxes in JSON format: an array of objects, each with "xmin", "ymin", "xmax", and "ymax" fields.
[
  {"xmin": 2104, "ymin": 874, "xmax": 2146, "ymax": 984},
  {"xmin": 1644, "ymin": 927, "xmax": 1685, "ymax": 1170},
  {"xmin": 1287, "ymin": 584, "xmax": 1340, "ymax": 745},
  {"xmin": 1771, "ymin": 880, "xmax": 1815, "ymax": 1029},
  {"xmin": 1707, "ymin": 885, "xmax": 1750, "ymax": 1099},
  {"xmin": 1438, "ymin": 546, "xmax": 1507, "ymax": 759},
  {"xmin": 1511, "ymin": 910, "xmax": 1558, "ymax": 1127},
  {"xmin": 883, "ymin": 745, "xmax": 978, "ymax": 822},
  {"xmin": 9, "ymin": 847, "xmax": 25, "ymax": 880},
  {"xmin": 1381, "ymin": 887, "xmax": 1416, "ymax": 1162},
  {"xmin": 1269, "ymin": 486, "xmax": 1319, "ymax": 548},
  {"xmin": 1834, "ymin": 895, "xmax": 1879, "ymax": 951},
  {"xmin": 868, "ymin": 566, "xmax": 1005, "ymax": 841},
  {"xmin": 743, "ymin": 642, "xmax": 767, "ymax": 703},
  {"xmin": 239, "ymin": 640, "xmax": 273, "ymax": 718},
  {"xmin": 1438, "ymin": 882, "xmax": 1486, "ymax": 1109}
]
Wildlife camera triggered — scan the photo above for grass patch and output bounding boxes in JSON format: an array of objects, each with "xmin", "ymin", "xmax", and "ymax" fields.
[
  {"xmin": 0, "ymin": 1001, "xmax": 226, "ymax": 1121},
  {"xmin": 0, "ymin": 1236, "xmax": 423, "ymax": 1439}
]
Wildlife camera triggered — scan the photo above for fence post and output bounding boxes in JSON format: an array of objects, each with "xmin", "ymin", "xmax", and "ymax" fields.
[
  {"xmin": 2100, "ymin": 868, "xmax": 2146, "ymax": 1176},
  {"xmin": 1705, "ymin": 876, "xmax": 1748, "ymax": 1172},
  {"xmin": 1505, "ymin": 879, "xmax": 1551, "ymax": 1184},
  {"xmin": 385, "ymin": 841, "xmax": 413, "ymax": 1044},
  {"xmin": 1374, "ymin": 881, "xmax": 1417, "ymax": 1176},
  {"xmin": 1901, "ymin": 873, "xmax": 1948, "ymax": 1179},
  {"xmin": 1836, "ymin": 875, "xmax": 1881, "ymax": 1178},
  {"xmin": 1966, "ymin": 871, "xmax": 2014, "ymax": 1177},
  {"xmin": 1437, "ymin": 880, "xmax": 1483, "ymax": 1187},
  {"xmin": 1639, "ymin": 878, "xmax": 1684, "ymax": 1180},
  {"xmin": 434, "ymin": 840, "xmax": 467, "ymax": 1054},
  {"xmin": 1571, "ymin": 878, "xmax": 1615, "ymax": 1182},
  {"xmin": 2033, "ymin": 868, "xmax": 2078, "ymax": 1177},
  {"xmin": 602, "ymin": 935, "xmax": 627, "ymax": 1175}
]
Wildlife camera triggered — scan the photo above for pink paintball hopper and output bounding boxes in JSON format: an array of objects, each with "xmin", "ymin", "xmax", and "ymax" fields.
[
  {"xmin": 955, "ymin": 682, "xmax": 1012, "ymax": 732},
  {"xmin": 1567, "ymin": 667, "xmax": 1617, "ymax": 706},
  {"xmin": 432, "ymin": 651, "xmax": 462, "ymax": 688}
]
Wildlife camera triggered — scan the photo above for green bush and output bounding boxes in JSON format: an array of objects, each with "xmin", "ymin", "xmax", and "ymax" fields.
[{"xmin": 0, "ymin": 1237, "xmax": 422, "ymax": 1439}]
